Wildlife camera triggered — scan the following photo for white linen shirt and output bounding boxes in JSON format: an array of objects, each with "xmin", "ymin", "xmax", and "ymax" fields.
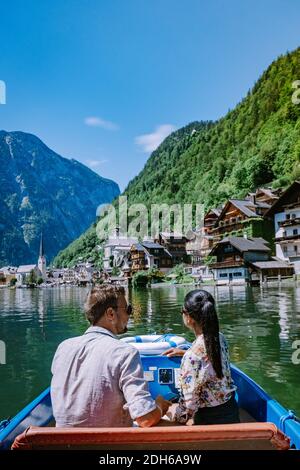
[{"xmin": 51, "ymin": 326, "xmax": 156, "ymax": 427}]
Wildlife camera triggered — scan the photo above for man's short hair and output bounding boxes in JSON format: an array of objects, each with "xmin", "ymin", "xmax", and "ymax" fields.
[{"xmin": 84, "ymin": 285, "xmax": 125, "ymax": 325}]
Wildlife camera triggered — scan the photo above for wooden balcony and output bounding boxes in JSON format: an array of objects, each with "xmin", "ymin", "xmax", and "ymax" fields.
[
  {"xmin": 209, "ymin": 259, "xmax": 245, "ymax": 269},
  {"xmin": 211, "ymin": 220, "xmax": 246, "ymax": 234},
  {"xmin": 276, "ymin": 234, "xmax": 300, "ymax": 242},
  {"xmin": 278, "ymin": 217, "xmax": 300, "ymax": 227}
]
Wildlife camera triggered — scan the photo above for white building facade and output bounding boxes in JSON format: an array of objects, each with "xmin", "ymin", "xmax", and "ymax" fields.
[
  {"xmin": 103, "ymin": 235, "xmax": 138, "ymax": 272},
  {"xmin": 265, "ymin": 181, "xmax": 300, "ymax": 275},
  {"xmin": 274, "ymin": 206, "xmax": 300, "ymax": 274},
  {"xmin": 16, "ymin": 265, "xmax": 41, "ymax": 286}
]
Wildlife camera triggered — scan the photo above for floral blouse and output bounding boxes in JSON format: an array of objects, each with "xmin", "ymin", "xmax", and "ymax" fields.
[{"xmin": 174, "ymin": 333, "xmax": 236, "ymax": 424}]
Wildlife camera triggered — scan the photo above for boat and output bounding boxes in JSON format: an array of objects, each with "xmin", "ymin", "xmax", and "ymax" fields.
[
  {"xmin": 120, "ymin": 334, "xmax": 188, "ymax": 355},
  {"xmin": 0, "ymin": 335, "xmax": 299, "ymax": 450}
]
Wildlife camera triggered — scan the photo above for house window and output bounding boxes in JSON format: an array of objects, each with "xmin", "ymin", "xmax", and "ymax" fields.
[
  {"xmin": 293, "ymin": 229, "xmax": 298, "ymax": 235},
  {"xmin": 224, "ymin": 245, "xmax": 234, "ymax": 253},
  {"xmin": 283, "ymin": 246, "xmax": 288, "ymax": 253},
  {"xmin": 233, "ymin": 272, "xmax": 242, "ymax": 277},
  {"xmin": 219, "ymin": 273, "xmax": 228, "ymax": 278},
  {"xmin": 294, "ymin": 245, "xmax": 298, "ymax": 253},
  {"xmin": 292, "ymin": 213, "xmax": 296, "ymax": 219}
]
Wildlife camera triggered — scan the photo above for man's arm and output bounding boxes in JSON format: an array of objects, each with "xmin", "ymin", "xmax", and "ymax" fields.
[
  {"xmin": 135, "ymin": 395, "xmax": 171, "ymax": 427},
  {"xmin": 118, "ymin": 347, "xmax": 171, "ymax": 427}
]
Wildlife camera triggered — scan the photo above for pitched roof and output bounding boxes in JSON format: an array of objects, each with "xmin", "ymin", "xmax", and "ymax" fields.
[
  {"xmin": 255, "ymin": 201, "xmax": 271, "ymax": 209},
  {"xmin": 265, "ymin": 181, "xmax": 300, "ymax": 217},
  {"xmin": 250, "ymin": 258, "xmax": 293, "ymax": 269},
  {"xmin": 0, "ymin": 266, "xmax": 18, "ymax": 274},
  {"xmin": 160, "ymin": 232, "xmax": 185, "ymax": 239},
  {"xmin": 17, "ymin": 264, "xmax": 37, "ymax": 273},
  {"xmin": 131, "ymin": 242, "xmax": 172, "ymax": 258},
  {"xmin": 256, "ymin": 188, "xmax": 280, "ymax": 199},
  {"xmin": 243, "ymin": 195, "xmax": 271, "ymax": 209},
  {"xmin": 131, "ymin": 243, "xmax": 145, "ymax": 252},
  {"xmin": 113, "ymin": 245, "xmax": 133, "ymax": 251},
  {"xmin": 142, "ymin": 241, "xmax": 165, "ymax": 250},
  {"xmin": 211, "ymin": 236, "xmax": 270, "ymax": 255},
  {"xmin": 217, "ymin": 198, "xmax": 270, "ymax": 221},
  {"xmin": 205, "ymin": 207, "xmax": 222, "ymax": 218},
  {"xmin": 228, "ymin": 199, "xmax": 258, "ymax": 217},
  {"xmin": 105, "ymin": 236, "xmax": 138, "ymax": 247}
]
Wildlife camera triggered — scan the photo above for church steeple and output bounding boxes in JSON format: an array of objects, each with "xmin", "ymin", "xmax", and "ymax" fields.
[
  {"xmin": 39, "ymin": 233, "xmax": 44, "ymax": 257},
  {"xmin": 38, "ymin": 232, "xmax": 46, "ymax": 280}
]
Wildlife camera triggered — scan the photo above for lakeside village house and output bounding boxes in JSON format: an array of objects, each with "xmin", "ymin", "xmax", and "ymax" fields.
[
  {"xmin": 103, "ymin": 230, "xmax": 187, "ymax": 275},
  {"xmin": 264, "ymin": 181, "xmax": 300, "ymax": 275},
  {"xmin": 1, "ymin": 182, "xmax": 299, "ymax": 287},
  {"xmin": 130, "ymin": 241, "xmax": 172, "ymax": 273}
]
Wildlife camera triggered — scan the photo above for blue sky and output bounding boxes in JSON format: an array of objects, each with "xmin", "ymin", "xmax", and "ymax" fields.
[{"xmin": 0, "ymin": 0, "xmax": 300, "ymax": 191}]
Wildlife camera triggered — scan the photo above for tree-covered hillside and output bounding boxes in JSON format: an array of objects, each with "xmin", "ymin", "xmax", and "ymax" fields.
[{"xmin": 53, "ymin": 48, "xmax": 300, "ymax": 267}]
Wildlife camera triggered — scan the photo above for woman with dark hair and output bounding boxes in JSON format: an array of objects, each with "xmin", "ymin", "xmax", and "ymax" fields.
[{"xmin": 163, "ymin": 289, "xmax": 239, "ymax": 425}]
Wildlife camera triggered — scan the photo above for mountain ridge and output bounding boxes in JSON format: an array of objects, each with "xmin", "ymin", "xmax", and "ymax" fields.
[{"xmin": 0, "ymin": 130, "xmax": 120, "ymax": 266}]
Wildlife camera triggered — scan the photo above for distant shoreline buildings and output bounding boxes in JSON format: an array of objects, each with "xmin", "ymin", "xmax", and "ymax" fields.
[
  {"xmin": 100, "ymin": 182, "xmax": 299, "ymax": 286},
  {"xmin": 0, "ymin": 181, "xmax": 300, "ymax": 288}
]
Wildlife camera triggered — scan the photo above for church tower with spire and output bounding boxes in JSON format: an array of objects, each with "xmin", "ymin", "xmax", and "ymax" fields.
[{"xmin": 38, "ymin": 233, "xmax": 46, "ymax": 280}]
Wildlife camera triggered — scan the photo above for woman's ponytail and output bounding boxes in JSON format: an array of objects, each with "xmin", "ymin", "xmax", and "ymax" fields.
[{"xmin": 184, "ymin": 290, "xmax": 223, "ymax": 379}]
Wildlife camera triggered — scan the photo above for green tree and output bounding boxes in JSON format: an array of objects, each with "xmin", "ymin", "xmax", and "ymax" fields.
[
  {"xmin": 111, "ymin": 266, "xmax": 121, "ymax": 276},
  {"xmin": 26, "ymin": 270, "xmax": 37, "ymax": 286}
]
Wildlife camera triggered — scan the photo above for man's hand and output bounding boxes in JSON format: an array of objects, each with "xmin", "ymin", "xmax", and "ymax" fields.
[
  {"xmin": 155, "ymin": 394, "xmax": 172, "ymax": 416},
  {"xmin": 135, "ymin": 396, "xmax": 172, "ymax": 427},
  {"xmin": 161, "ymin": 347, "xmax": 186, "ymax": 357}
]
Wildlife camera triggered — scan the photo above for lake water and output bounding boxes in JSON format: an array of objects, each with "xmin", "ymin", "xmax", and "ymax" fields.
[{"xmin": 0, "ymin": 284, "xmax": 299, "ymax": 420}]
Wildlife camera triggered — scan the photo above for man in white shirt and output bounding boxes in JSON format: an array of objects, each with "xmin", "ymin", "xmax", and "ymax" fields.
[{"xmin": 51, "ymin": 285, "xmax": 170, "ymax": 427}]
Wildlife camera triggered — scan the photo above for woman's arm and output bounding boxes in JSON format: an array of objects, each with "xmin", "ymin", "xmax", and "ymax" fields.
[
  {"xmin": 161, "ymin": 347, "xmax": 186, "ymax": 357},
  {"xmin": 173, "ymin": 352, "xmax": 203, "ymax": 424}
]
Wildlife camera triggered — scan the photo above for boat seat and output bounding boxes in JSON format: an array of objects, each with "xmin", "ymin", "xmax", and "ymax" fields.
[
  {"xmin": 239, "ymin": 408, "xmax": 256, "ymax": 423},
  {"xmin": 11, "ymin": 423, "xmax": 290, "ymax": 450}
]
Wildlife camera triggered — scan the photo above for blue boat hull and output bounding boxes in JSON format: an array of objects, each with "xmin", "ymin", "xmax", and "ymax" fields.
[{"xmin": 1, "ymin": 356, "xmax": 299, "ymax": 450}]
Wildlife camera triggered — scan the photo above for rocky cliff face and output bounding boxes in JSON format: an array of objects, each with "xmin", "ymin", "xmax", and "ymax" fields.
[{"xmin": 0, "ymin": 130, "xmax": 120, "ymax": 265}]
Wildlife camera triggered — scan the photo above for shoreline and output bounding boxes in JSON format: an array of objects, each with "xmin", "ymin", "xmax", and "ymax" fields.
[{"xmin": 1, "ymin": 277, "xmax": 299, "ymax": 290}]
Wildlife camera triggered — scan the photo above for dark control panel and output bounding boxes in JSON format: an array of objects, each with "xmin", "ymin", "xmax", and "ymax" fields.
[{"xmin": 158, "ymin": 368, "xmax": 173, "ymax": 384}]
